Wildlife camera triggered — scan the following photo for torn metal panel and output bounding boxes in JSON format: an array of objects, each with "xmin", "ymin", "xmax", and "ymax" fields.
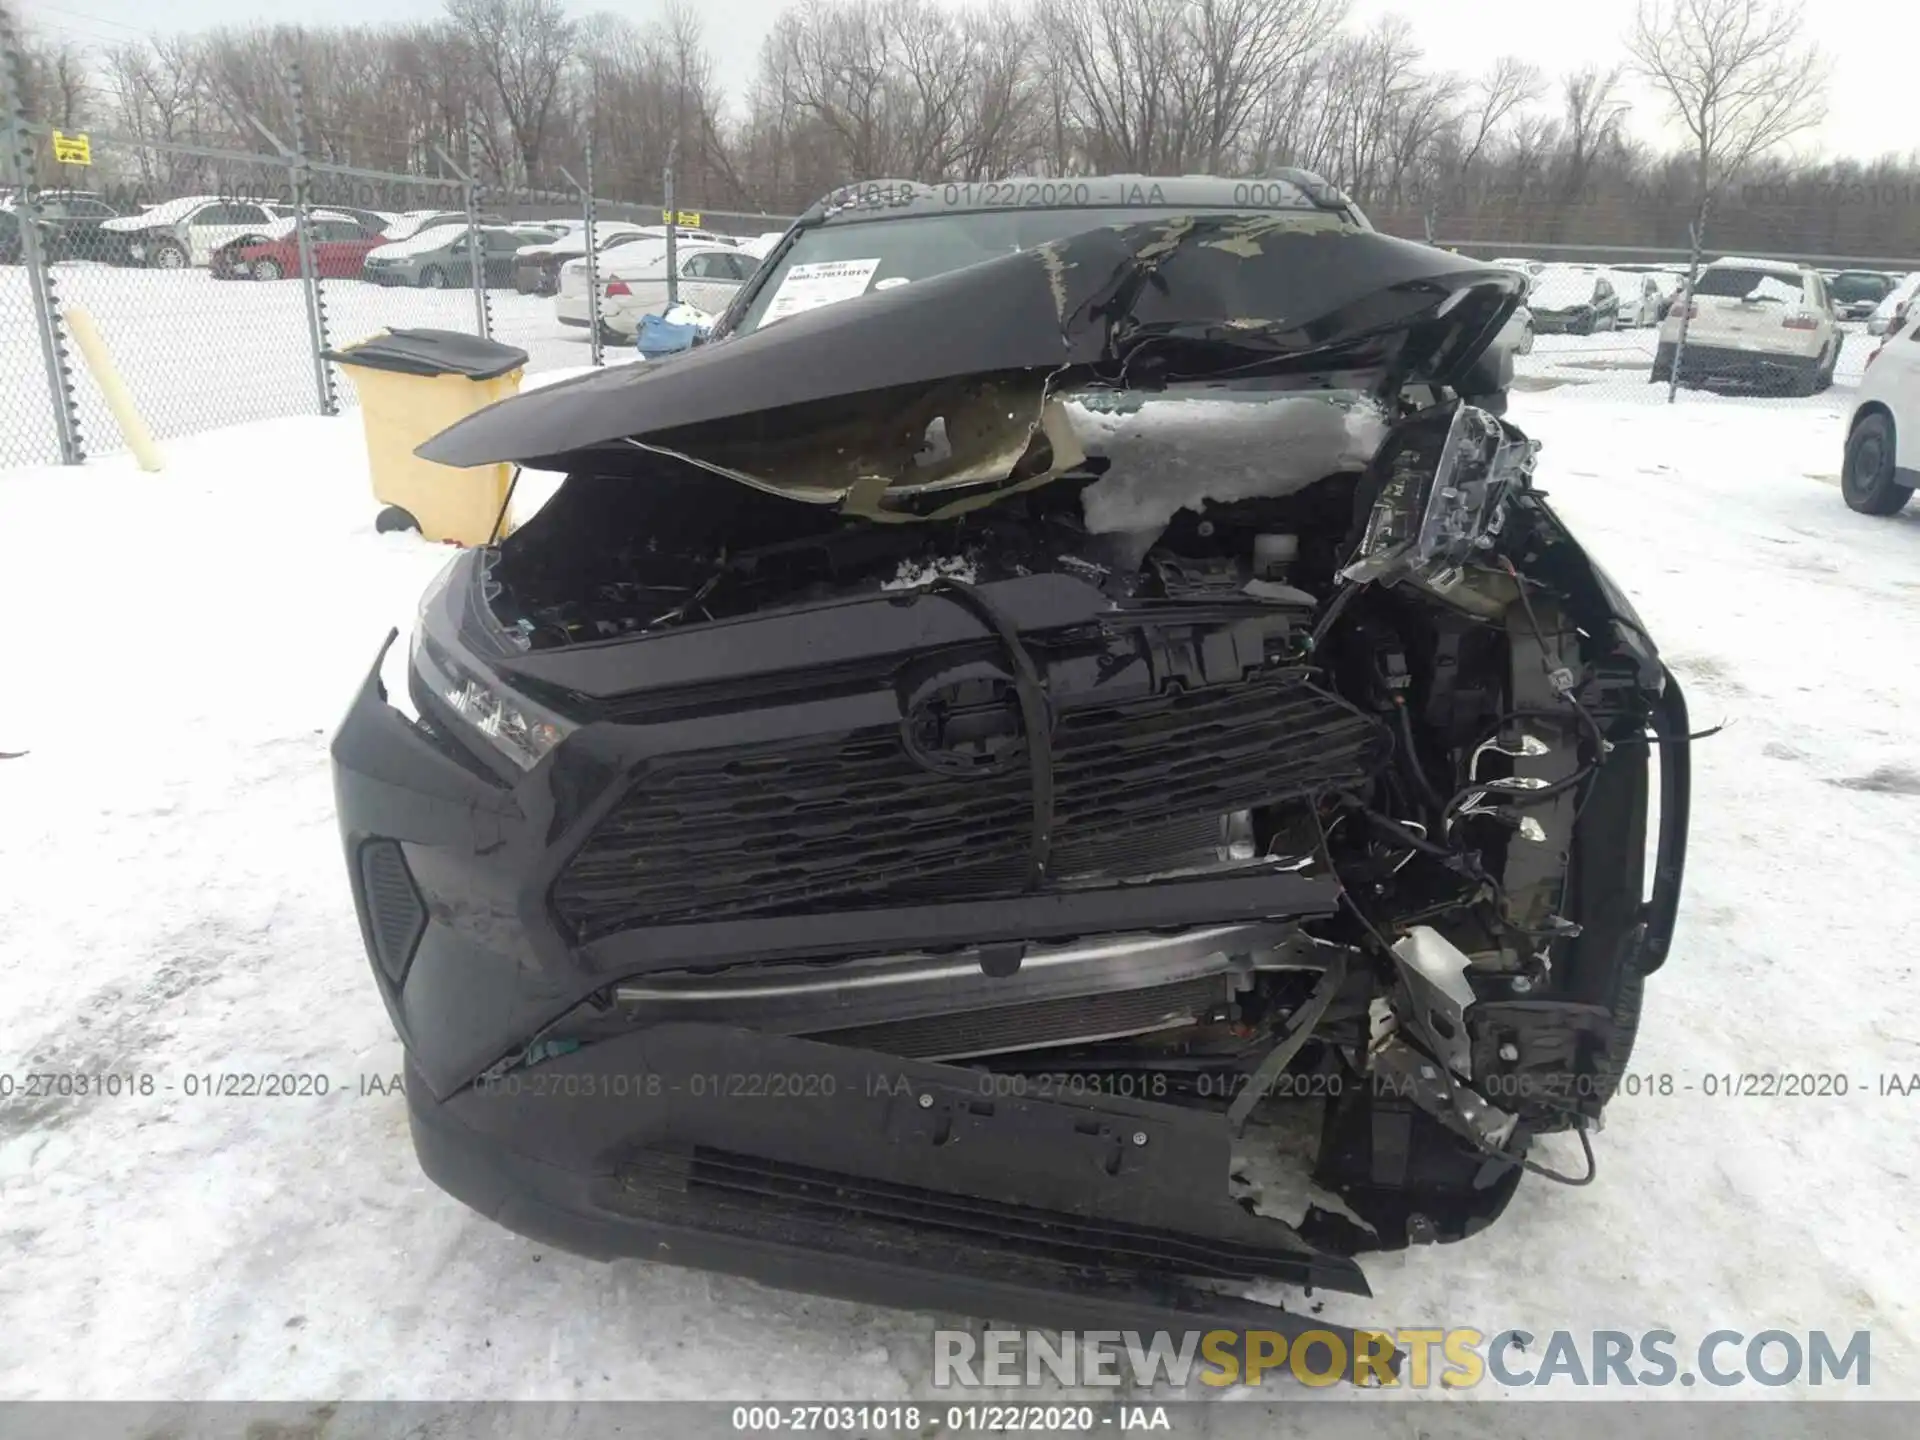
[{"xmin": 620, "ymin": 371, "xmax": 1086, "ymax": 519}]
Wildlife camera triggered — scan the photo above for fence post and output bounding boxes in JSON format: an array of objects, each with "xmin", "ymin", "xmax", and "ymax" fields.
[
  {"xmin": 664, "ymin": 139, "xmax": 679, "ymax": 309},
  {"xmin": 1666, "ymin": 214, "xmax": 1708, "ymax": 406},
  {"xmin": 283, "ymin": 59, "xmax": 336, "ymax": 415},
  {"xmin": 0, "ymin": 3, "xmax": 83, "ymax": 464},
  {"xmin": 563, "ymin": 149, "xmax": 602, "ymax": 366},
  {"xmin": 465, "ymin": 114, "xmax": 490, "ymax": 340}
]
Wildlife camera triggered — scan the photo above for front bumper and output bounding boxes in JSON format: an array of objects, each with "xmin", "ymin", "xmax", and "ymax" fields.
[
  {"xmin": 338, "ymin": 629, "xmax": 1393, "ymax": 1348},
  {"xmin": 336, "ymin": 531, "xmax": 1688, "ymax": 1344},
  {"xmin": 408, "ymin": 1020, "xmax": 1392, "ymax": 1353}
]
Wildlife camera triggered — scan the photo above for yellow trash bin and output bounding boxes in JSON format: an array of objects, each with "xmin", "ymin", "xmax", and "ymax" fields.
[{"xmin": 323, "ymin": 328, "xmax": 530, "ymax": 546}]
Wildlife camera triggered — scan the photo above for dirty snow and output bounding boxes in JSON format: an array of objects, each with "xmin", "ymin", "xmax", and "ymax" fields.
[
  {"xmin": 882, "ymin": 554, "xmax": 979, "ymax": 589},
  {"xmin": 1, "ymin": 373, "xmax": 1918, "ymax": 1405},
  {"xmin": 1075, "ymin": 393, "xmax": 1389, "ymax": 534}
]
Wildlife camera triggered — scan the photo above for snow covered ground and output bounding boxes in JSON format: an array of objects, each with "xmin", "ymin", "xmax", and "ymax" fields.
[{"xmin": 1, "ymin": 364, "xmax": 1917, "ymax": 1406}]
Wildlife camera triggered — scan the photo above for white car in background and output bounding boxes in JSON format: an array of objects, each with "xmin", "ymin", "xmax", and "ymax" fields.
[
  {"xmin": 1868, "ymin": 272, "xmax": 1920, "ymax": 336},
  {"xmin": 513, "ymin": 222, "xmax": 677, "ymax": 295},
  {"xmin": 99, "ymin": 196, "xmax": 298, "ymax": 269},
  {"xmin": 1842, "ymin": 320, "xmax": 1920, "ymax": 514},
  {"xmin": 552, "ymin": 230, "xmax": 749, "ymax": 326},
  {"xmin": 554, "ymin": 238, "xmax": 758, "ymax": 338},
  {"xmin": 1653, "ymin": 257, "xmax": 1840, "ymax": 395},
  {"xmin": 1526, "ymin": 265, "xmax": 1620, "ymax": 334},
  {"xmin": 596, "ymin": 241, "xmax": 760, "ymax": 340},
  {"xmin": 1602, "ymin": 268, "xmax": 1666, "ymax": 327}
]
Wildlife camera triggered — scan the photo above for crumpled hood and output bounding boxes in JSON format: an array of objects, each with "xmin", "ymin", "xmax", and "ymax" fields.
[{"xmin": 419, "ymin": 217, "xmax": 1523, "ymax": 515}]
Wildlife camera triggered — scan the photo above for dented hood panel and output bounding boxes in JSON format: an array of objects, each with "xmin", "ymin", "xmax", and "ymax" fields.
[{"xmin": 417, "ymin": 219, "xmax": 1524, "ymax": 502}]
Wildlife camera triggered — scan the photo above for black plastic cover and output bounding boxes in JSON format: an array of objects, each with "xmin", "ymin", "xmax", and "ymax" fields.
[
  {"xmin": 416, "ymin": 221, "xmax": 1524, "ymax": 473},
  {"xmin": 323, "ymin": 327, "xmax": 529, "ymax": 381}
]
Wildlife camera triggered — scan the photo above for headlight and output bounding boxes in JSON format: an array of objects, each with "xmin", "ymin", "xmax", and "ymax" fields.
[
  {"xmin": 1342, "ymin": 404, "xmax": 1538, "ymax": 590},
  {"xmin": 409, "ymin": 557, "xmax": 576, "ymax": 771}
]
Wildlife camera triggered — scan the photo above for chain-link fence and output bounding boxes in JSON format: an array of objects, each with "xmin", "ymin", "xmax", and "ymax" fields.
[{"xmin": 0, "ymin": 14, "xmax": 794, "ymax": 468}]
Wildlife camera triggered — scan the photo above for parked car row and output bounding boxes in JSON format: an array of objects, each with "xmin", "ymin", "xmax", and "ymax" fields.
[
  {"xmin": 3, "ymin": 193, "xmax": 748, "ymax": 299},
  {"xmin": 1488, "ymin": 260, "xmax": 1677, "ymax": 333}
]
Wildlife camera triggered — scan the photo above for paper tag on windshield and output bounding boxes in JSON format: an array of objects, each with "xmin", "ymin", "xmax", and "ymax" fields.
[{"xmin": 762, "ymin": 258, "xmax": 882, "ymax": 325}]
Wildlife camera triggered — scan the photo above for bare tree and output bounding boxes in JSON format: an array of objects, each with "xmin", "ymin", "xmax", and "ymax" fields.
[
  {"xmin": 1035, "ymin": 0, "xmax": 1182, "ymax": 172},
  {"xmin": 1173, "ymin": 0, "xmax": 1348, "ymax": 173},
  {"xmin": 1628, "ymin": 0, "xmax": 1827, "ymax": 222},
  {"xmin": 1559, "ymin": 66, "xmax": 1630, "ymax": 206},
  {"xmin": 445, "ymin": 0, "xmax": 576, "ymax": 184},
  {"xmin": 17, "ymin": 0, "xmax": 1912, "ymax": 253},
  {"xmin": 1458, "ymin": 57, "xmax": 1543, "ymax": 177}
]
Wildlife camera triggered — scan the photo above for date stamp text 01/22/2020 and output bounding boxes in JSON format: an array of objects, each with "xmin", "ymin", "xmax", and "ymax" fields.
[{"xmin": 4, "ymin": 1068, "xmax": 1919, "ymax": 1106}]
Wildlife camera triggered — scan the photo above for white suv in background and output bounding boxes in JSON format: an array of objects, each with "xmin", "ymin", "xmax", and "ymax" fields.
[
  {"xmin": 1842, "ymin": 321, "xmax": 1920, "ymax": 515},
  {"xmin": 1653, "ymin": 257, "xmax": 1840, "ymax": 395}
]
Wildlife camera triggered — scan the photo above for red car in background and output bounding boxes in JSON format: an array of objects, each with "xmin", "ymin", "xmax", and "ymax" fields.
[{"xmin": 210, "ymin": 212, "xmax": 390, "ymax": 280}]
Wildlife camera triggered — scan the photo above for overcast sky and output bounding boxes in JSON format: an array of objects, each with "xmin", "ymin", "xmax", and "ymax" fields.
[{"xmin": 22, "ymin": 0, "xmax": 1917, "ymax": 161}]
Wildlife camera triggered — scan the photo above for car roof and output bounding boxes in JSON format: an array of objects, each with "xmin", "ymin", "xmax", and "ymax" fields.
[
  {"xmin": 802, "ymin": 172, "xmax": 1355, "ymax": 227},
  {"xmin": 1706, "ymin": 255, "xmax": 1808, "ymax": 275}
]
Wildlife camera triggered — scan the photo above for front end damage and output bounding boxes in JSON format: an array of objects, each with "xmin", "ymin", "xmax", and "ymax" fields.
[{"xmin": 332, "ymin": 216, "xmax": 1690, "ymax": 1361}]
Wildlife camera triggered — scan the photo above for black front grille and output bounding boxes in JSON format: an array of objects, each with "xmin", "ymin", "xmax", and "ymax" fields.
[{"xmin": 552, "ymin": 670, "xmax": 1384, "ymax": 940}]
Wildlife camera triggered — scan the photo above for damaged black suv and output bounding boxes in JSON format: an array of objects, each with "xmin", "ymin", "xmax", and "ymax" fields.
[{"xmin": 331, "ymin": 174, "xmax": 1690, "ymax": 1355}]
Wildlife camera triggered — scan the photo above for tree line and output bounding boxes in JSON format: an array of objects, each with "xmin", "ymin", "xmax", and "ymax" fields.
[{"xmin": 11, "ymin": 0, "xmax": 1920, "ymax": 258}]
